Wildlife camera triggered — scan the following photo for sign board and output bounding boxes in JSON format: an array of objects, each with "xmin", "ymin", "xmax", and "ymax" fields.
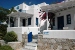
[{"xmin": 43, "ymin": 32, "xmax": 49, "ymax": 35}]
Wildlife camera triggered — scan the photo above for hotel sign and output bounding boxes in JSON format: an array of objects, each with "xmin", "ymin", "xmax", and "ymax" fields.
[{"xmin": 43, "ymin": 32, "xmax": 49, "ymax": 35}]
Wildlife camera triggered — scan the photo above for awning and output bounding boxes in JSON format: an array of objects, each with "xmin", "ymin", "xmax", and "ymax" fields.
[
  {"xmin": 7, "ymin": 12, "xmax": 33, "ymax": 18},
  {"xmin": 41, "ymin": 0, "xmax": 75, "ymax": 13}
]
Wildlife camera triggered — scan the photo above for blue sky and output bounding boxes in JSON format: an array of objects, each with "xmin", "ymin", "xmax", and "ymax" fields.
[{"xmin": 0, "ymin": 0, "xmax": 64, "ymax": 9}]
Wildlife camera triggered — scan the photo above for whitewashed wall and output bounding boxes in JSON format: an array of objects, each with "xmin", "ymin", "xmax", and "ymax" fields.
[
  {"xmin": 14, "ymin": 3, "xmax": 29, "ymax": 11},
  {"xmin": 7, "ymin": 27, "xmax": 22, "ymax": 42},
  {"xmin": 26, "ymin": 5, "xmax": 41, "ymax": 27},
  {"xmin": 7, "ymin": 27, "xmax": 39, "ymax": 42},
  {"xmin": 54, "ymin": 7, "xmax": 75, "ymax": 29},
  {"xmin": 22, "ymin": 3, "xmax": 29, "ymax": 10},
  {"xmin": 14, "ymin": 2, "xmax": 48, "ymax": 28},
  {"xmin": 18, "ymin": 17, "xmax": 31, "ymax": 27},
  {"xmin": 22, "ymin": 27, "xmax": 39, "ymax": 35},
  {"xmin": 43, "ymin": 30, "xmax": 75, "ymax": 39},
  {"xmin": 33, "ymin": 5, "xmax": 41, "ymax": 27}
]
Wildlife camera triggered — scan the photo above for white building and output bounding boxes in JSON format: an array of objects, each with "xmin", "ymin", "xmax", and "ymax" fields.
[
  {"xmin": 7, "ymin": 2, "xmax": 49, "ymax": 42},
  {"xmin": 40, "ymin": 0, "xmax": 75, "ymax": 44},
  {"xmin": 7, "ymin": 0, "xmax": 75, "ymax": 42},
  {"xmin": 38, "ymin": 1, "xmax": 75, "ymax": 50}
]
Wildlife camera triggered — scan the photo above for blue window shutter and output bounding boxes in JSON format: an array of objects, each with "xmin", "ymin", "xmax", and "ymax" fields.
[
  {"xmin": 28, "ymin": 18, "xmax": 31, "ymax": 25},
  {"xmin": 36, "ymin": 18, "xmax": 38, "ymax": 26}
]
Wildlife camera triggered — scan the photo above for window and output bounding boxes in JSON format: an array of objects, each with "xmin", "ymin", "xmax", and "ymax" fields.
[
  {"xmin": 28, "ymin": 18, "xmax": 31, "ymax": 25},
  {"xmin": 53, "ymin": 18, "xmax": 55, "ymax": 26},
  {"xmin": 16, "ymin": 6, "xmax": 19, "ymax": 9},
  {"xmin": 36, "ymin": 18, "xmax": 38, "ymax": 26},
  {"xmin": 22, "ymin": 19, "xmax": 26, "ymax": 26},
  {"xmin": 19, "ymin": 9, "xmax": 22, "ymax": 12},
  {"xmin": 66, "ymin": 14, "xmax": 71, "ymax": 24},
  {"xmin": 40, "ymin": 10, "xmax": 41, "ymax": 11}
]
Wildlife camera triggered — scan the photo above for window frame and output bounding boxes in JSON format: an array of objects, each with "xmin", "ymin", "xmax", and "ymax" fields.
[
  {"xmin": 28, "ymin": 18, "xmax": 31, "ymax": 25},
  {"xmin": 66, "ymin": 14, "xmax": 71, "ymax": 24}
]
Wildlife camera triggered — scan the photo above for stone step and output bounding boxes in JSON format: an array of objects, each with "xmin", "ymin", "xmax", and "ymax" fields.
[
  {"xmin": 24, "ymin": 42, "xmax": 37, "ymax": 50},
  {"xmin": 25, "ymin": 45, "xmax": 36, "ymax": 49},
  {"xmin": 26, "ymin": 43, "xmax": 37, "ymax": 46}
]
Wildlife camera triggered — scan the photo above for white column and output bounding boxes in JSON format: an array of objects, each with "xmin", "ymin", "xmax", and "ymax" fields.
[
  {"xmin": 38, "ymin": 15, "xmax": 41, "ymax": 33},
  {"xmin": 8, "ymin": 16, "xmax": 10, "ymax": 27},
  {"xmin": 18, "ymin": 17, "xmax": 20, "ymax": 27},
  {"xmin": 46, "ymin": 11, "xmax": 48, "ymax": 30}
]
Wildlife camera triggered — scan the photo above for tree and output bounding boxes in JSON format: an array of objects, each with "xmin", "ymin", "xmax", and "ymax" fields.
[
  {"xmin": 0, "ymin": 7, "xmax": 17, "ymax": 39},
  {"xmin": 0, "ymin": 24, "xmax": 7, "ymax": 40},
  {"xmin": 0, "ymin": 7, "xmax": 10, "ymax": 22},
  {"xmin": 6, "ymin": 7, "xmax": 17, "ymax": 24},
  {"xmin": 10, "ymin": 7, "xmax": 17, "ymax": 12},
  {"xmin": 0, "ymin": 7, "xmax": 10, "ymax": 39}
]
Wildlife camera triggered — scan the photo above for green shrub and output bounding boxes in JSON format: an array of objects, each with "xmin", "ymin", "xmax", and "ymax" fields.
[
  {"xmin": 4, "ymin": 31, "xmax": 17, "ymax": 42},
  {"xmin": 0, "ymin": 43, "xmax": 1, "ymax": 47},
  {"xmin": 0, "ymin": 45, "xmax": 13, "ymax": 50},
  {"xmin": 0, "ymin": 24, "xmax": 7, "ymax": 40}
]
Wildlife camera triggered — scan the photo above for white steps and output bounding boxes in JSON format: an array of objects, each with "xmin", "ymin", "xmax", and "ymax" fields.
[{"xmin": 23, "ymin": 42, "xmax": 37, "ymax": 50}]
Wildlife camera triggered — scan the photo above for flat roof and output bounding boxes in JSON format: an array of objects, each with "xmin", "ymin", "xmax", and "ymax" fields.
[{"xmin": 7, "ymin": 12, "xmax": 33, "ymax": 18}]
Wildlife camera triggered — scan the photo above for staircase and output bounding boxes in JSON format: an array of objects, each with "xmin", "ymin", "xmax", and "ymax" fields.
[
  {"xmin": 22, "ymin": 42, "xmax": 37, "ymax": 50},
  {"xmin": 22, "ymin": 31, "xmax": 37, "ymax": 50}
]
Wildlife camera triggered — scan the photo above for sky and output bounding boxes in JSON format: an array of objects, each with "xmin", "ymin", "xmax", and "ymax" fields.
[{"xmin": 0, "ymin": 0, "xmax": 64, "ymax": 9}]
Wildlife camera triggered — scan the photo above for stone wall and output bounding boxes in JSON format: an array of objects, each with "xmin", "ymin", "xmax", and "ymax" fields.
[
  {"xmin": 0, "ymin": 40, "xmax": 5, "ymax": 46},
  {"xmin": 38, "ymin": 34, "xmax": 75, "ymax": 50},
  {"xmin": 22, "ymin": 32, "xmax": 28, "ymax": 46},
  {"xmin": 8, "ymin": 42, "xmax": 22, "ymax": 50}
]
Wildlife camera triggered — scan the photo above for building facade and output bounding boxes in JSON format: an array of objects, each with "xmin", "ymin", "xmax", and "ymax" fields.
[
  {"xmin": 37, "ymin": 0, "xmax": 75, "ymax": 50},
  {"xmin": 7, "ymin": 2, "xmax": 49, "ymax": 41}
]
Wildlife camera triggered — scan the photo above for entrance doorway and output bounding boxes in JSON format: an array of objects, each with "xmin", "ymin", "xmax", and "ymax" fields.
[
  {"xmin": 57, "ymin": 16, "xmax": 64, "ymax": 30},
  {"xmin": 22, "ymin": 19, "xmax": 26, "ymax": 26}
]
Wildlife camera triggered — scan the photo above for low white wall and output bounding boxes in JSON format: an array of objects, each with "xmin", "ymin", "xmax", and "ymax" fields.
[
  {"xmin": 7, "ymin": 27, "xmax": 39, "ymax": 42},
  {"xmin": 22, "ymin": 27, "xmax": 39, "ymax": 35},
  {"xmin": 43, "ymin": 30, "xmax": 75, "ymax": 39},
  {"xmin": 7, "ymin": 27, "xmax": 22, "ymax": 42}
]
